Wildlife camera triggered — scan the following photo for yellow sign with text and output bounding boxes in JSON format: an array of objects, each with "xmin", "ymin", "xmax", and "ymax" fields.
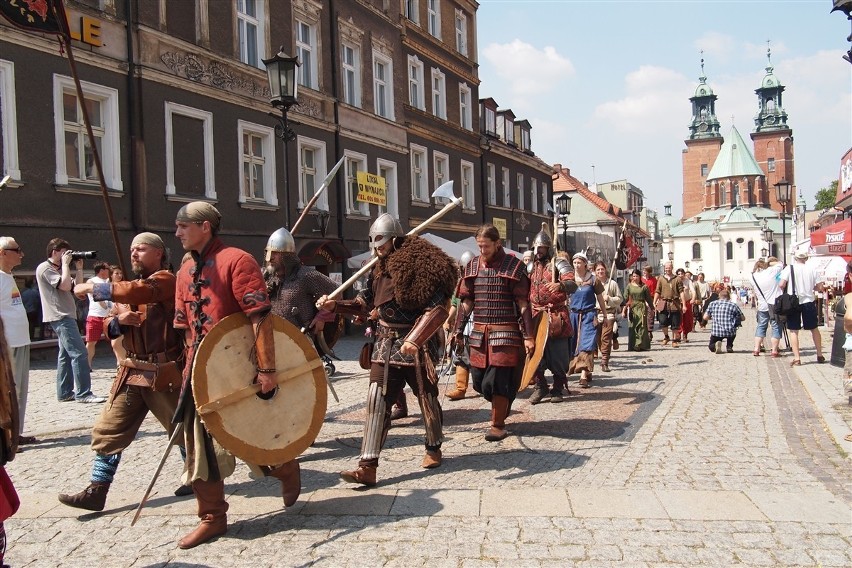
[
  {"xmin": 356, "ymin": 172, "xmax": 386, "ymax": 206},
  {"xmin": 492, "ymin": 217, "xmax": 507, "ymax": 238}
]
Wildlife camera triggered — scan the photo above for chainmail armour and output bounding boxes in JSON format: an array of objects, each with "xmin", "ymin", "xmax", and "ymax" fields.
[{"xmin": 267, "ymin": 264, "xmax": 336, "ymax": 329}]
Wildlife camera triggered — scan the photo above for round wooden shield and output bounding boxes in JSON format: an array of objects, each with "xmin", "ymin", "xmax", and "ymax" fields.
[
  {"xmin": 192, "ymin": 313, "xmax": 327, "ymax": 466},
  {"xmin": 520, "ymin": 310, "xmax": 550, "ymax": 390}
]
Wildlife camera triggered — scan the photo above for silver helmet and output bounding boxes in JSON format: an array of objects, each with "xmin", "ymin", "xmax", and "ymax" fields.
[
  {"xmin": 531, "ymin": 222, "xmax": 552, "ymax": 249},
  {"xmin": 459, "ymin": 250, "xmax": 474, "ymax": 267},
  {"xmin": 264, "ymin": 227, "xmax": 295, "ymax": 262},
  {"xmin": 368, "ymin": 213, "xmax": 403, "ymax": 250}
]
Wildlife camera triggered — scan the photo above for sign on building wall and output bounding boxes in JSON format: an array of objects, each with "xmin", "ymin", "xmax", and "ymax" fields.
[
  {"xmin": 355, "ymin": 172, "xmax": 386, "ymax": 206},
  {"xmin": 492, "ymin": 217, "xmax": 507, "ymax": 239}
]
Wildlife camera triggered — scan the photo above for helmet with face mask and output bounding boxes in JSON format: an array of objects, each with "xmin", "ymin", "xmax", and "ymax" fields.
[
  {"xmin": 368, "ymin": 213, "xmax": 404, "ymax": 251},
  {"xmin": 264, "ymin": 227, "xmax": 295, "ymax": 263}
]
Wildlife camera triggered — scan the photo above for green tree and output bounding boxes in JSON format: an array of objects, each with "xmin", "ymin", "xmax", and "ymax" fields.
[{"xmin": 814, "ymin": 180, "xmax": 838, "ymax": 210}]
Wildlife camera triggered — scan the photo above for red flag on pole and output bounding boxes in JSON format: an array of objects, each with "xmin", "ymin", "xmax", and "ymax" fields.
[
  {"xmin": 623, "ymin": 233, "xmax": 642, "ymax": 268},
  {"xmin": 0, "ymin": 0, "xmax": 65, "ymax": 36}
]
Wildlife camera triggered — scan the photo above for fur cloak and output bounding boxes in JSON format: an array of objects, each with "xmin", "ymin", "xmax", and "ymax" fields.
[{"xmin": 380, "ymin": 236, "xmax": 457, "ymax": 311}]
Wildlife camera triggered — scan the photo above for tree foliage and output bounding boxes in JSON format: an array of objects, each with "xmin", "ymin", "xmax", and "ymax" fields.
[{"xmin": 814, "ymin": 180, "xmax": 838, "ymax": 210}]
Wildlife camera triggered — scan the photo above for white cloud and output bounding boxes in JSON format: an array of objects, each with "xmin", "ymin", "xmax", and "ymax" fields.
[
  {"xmin": 694, "ymin": 31, "xmax": 735, "ymax": 60},
  {"xmin": 481, "ymin": 40, "xmax": 575, "ymax": 98}
]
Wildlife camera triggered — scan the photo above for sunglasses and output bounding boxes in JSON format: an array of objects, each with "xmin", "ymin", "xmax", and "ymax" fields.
[{"xmin": 2, "ymin": 248, "xmax": 21, "ymax": 254}]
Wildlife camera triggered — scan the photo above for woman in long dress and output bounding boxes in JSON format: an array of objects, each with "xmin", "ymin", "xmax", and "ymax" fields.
[
  {"xmin": 567, "ymin": 252, "xmax": 607, "ymax": 388},
  {"xmin": 622, "ymin": 269, "xmax": 653, "ymax": 351}
]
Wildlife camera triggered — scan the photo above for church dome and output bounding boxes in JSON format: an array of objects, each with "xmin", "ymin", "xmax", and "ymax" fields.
[{"xmin": 721, "ymin": 207, "xmax": 757, "ymax": 225}]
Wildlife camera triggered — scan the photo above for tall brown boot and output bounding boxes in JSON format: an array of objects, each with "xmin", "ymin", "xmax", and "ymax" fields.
[
  {"xmin": 178, "ymin": 479, "xmax": 228, "ymax": 549},
  {"xmin": 58, "ymin": 482, "xmax": 110, "ymax": 512},
  {"xmin": 485, "ymin": 395, "xmax": 509, "ymax": 441},
  {"xmin": 446, "ymin": 366, "xmax": 469, "ymax": 400},
  {"xmin": 267, "ymin": 460, "xmax": 301, "ymax": 507}
]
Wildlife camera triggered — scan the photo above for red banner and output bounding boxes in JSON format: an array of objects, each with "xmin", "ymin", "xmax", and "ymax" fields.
[{"xmin": 624, "ymin": 234, "xmax": 642, "ymax": 268}]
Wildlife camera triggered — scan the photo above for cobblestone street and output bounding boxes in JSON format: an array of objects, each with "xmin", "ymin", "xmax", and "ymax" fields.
[{"xmin": 4, "ymin": 313, "xmax": 850, "ymax": 567}]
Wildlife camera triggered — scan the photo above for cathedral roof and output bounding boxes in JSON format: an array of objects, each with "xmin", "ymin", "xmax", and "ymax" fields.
[
  {"xmin": 669, "ymin": 206, "xmax": 785, "ymax": 238},
  {"xmin": 706, "ymin": 125, "xmax": 764, "ymax": 181}
]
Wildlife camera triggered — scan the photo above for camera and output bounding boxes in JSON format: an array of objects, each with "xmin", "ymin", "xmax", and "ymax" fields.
[{"xmin": 70, "ymin": 251, "xmax": 97, "ymax": 261}]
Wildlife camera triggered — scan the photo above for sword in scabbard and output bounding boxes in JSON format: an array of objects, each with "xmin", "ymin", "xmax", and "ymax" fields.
[{"xmin": 131, "ymin": 423, "xmax": 184, "ymax": 526}]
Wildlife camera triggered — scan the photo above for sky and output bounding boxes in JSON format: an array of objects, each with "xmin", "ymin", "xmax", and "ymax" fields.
[{"xmin": 475, "ymin": 0, "xmax": 852, "ymax": 219}]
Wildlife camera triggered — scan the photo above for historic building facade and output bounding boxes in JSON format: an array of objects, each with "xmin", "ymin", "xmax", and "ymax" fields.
[{"xmin": 0, "ymin": 0, "xmax": 551, "ymax": 279}]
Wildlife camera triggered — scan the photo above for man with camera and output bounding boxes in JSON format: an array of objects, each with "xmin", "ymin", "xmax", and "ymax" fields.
[{"xmin": 35, "ymin": 239, "xmax": 105, "ymax": 404}]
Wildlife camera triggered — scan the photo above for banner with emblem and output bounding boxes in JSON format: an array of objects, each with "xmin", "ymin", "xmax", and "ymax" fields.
[{"xmin": 0, "ymin": 0, "xmax": 66, "ymax": 35}]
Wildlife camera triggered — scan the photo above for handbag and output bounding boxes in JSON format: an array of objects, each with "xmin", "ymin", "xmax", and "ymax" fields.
[
  {"xmin": 359, "ymin": 342, "xmax": 373, "ymax": 370},
  {"xmin": 774, "ymin": 265, "xmax": 800, "ymax": 318},
  {"xmin": 123, "ymin": 358, "xmax": 182, "ymax": 392}
]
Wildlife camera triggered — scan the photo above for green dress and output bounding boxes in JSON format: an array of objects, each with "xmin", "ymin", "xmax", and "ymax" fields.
[{"xmin": 624, "ymin": 283, "xmax": 652, "ymax": 351}]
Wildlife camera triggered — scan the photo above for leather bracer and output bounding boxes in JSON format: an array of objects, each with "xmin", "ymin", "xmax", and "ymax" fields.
[
  {"xmin": 254, "ymin": 311, "xmax": 276, "ymax": 372},
  {"xmin": 520, "ymin": 305, "xmax": 535, "ymax": 339},
  {"xmin": 404, "ymin": 305, "xmax": 449, "ymax": 349},
  {"xmin": 334, "ymin": 299, "xmax": 369, "ymax": 319}
]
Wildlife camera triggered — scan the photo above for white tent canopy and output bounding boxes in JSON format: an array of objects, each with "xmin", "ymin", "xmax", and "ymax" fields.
[
  {"xmin": 455, "ymin": 236, "xmax": 522, "ymax": 259},
  {"xmin": 346, "ymin": 233, "xmax": 475, "ymax": 269},
  {"xmin": 806, "ymin": 255, "xmax": 849, "ymax": 284}
]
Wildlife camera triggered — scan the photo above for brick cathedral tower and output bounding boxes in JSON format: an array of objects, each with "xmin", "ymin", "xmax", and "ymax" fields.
[
  {"xmin": 750, "ymin": 47, "xmax": 795, "ymax": 214},
  {"xmin": 681, "ymin": 59, "xmax": 723, "ymax": 220}
]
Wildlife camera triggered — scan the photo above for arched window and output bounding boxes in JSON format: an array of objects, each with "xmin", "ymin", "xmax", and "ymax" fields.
[
  {"xmin": 726, "ymin": 241, "xmax": 733, "ymax": 260},
  {"xmin": 719, "ymin": 182, "xmax": 727, "ymax": 206},
  {"xmin": 747, "ymin": 240, "xmax": 754, "ymax": 259},
  {"xmin": 692, "ymin": 242, "xmax": 701, "ymax": 260}
]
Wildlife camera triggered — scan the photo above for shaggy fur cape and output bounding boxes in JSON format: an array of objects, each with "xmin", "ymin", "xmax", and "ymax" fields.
[{"xmin": 379, "ymin": 236, "xmax": 457, "ymax": 311}]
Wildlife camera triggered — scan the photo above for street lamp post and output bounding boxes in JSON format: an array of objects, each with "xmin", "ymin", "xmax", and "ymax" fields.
[
  {"xmin": 263, "ymin": 47, "xmax": 300, "ymax": 228},
  {"xmin": 555, "ymin": 192, "xmax": 572, "ymax": 252},
  {"xmin": 775, "ymin": 179, "xmax": 792, "ymax": 264},
  {"xmin": 763, "ymin": 226, "xmax": 774, "ymax": 258}
]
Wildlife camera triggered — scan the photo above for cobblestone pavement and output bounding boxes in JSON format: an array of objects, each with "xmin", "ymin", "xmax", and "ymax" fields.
[{"xmin": 5, "ymin": 311, "xmax": 850, "ymax": 567}]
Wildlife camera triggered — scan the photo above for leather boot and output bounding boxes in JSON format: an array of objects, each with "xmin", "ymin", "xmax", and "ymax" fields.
[
  {"xmin": 445, "ymin": 366, "xmax": 469, "ymax": 400},
  {"xmin": 58, "ymin": 482, "xmax": 110, "ymax": 512},
  {"xmin": 267, "ymin": 460, "xmax": 301, "ymax": 507},
  {"xmin": 421, "ymin": 449, "xmax": 442, "ymax": 469},
  {"xmin": 340, "ymin": 465, "xmax": 377, "ymax": 487},
  {"xmin": 178, "ymin": 479, "xmax": 228, "ymax": 549},
  {"xmin": 485, "ymin": 396, "xmax": 509, "ymax": 441},
  {"xmin": 390, "ymin": 390, "xmax": 408, "ymax": 420}
]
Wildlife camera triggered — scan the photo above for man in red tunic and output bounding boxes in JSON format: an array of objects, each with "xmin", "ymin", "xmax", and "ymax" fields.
[
  {"xmin": 172, "ymin": 202, "xmax": 300, "ymax": 549},
  {"xmin": 452, "ymin": 224, "xmax": 534, "ymax": 441},
  {"xmin": 642, "ymin": 266, "xmax": 658, "ymax": 340}
]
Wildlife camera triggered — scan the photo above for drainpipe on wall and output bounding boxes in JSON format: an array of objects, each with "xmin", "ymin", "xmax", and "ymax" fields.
[{"xmin": 125, "ymin": 0, "xmax": 140, "ymax": 235}]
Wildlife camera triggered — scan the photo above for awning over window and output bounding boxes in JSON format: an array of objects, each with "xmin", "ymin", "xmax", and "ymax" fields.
[{"xmin": 298, "ymin": 239, "xmax": 351, "ymax": 266}]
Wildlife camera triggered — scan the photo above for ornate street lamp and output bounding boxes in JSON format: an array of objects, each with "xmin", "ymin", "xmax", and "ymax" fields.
[
  {"xmin": 667, "ymin": 251, "xmax": 674, "ymax": 261},
  {"xmin": 263, "ymin": 47, "xmax": 300, "ymax": 227},
  {"xmin": 761, "ymin": 247, "xmax": 768, "ymax": 259},
  {"xmin": 831, "ymin": 0, "xmax": 852, "ymax": 64},
  {"xmin": 763, "ymin": 226, "xmax": 774, "ymax": 258},
  {"xmin": 775, "ymin": 179, "xmax": 792, "ymax": 264},
  {"xmin": 555, "ymin": 192, "xmax": 572, "ymax": 252}
]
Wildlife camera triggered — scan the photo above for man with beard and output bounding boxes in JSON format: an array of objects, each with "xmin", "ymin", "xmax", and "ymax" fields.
[
  {"xmin": 527, "ymin": 228, "xmax": 576, "ymax": 404},
  {"xmin": 263, "ymin": 226, "xmax": 337, "ymax": 340},
  {"xmin": 318, "ymin": 214, "xmax": 456, "ymax": 486},
  {"xmin": 172, "ymin": 202, "xmax": 301, "ymax": 549},
  {"xmin": 653, "ymin": 261, "xmax": 686, "ymax": 347},
  {"xmin": 58, "ymin": 233, "xmax": 185, "ymax": 512},
  {"xmin": 452, "ymin": 224, "xmax": 534, "ymax": 440}
]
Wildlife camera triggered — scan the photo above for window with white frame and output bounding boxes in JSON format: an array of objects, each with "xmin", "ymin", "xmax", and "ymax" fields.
[
  {"xmin": 427, "ymin": 0, "xmax": 441, "ymax": 39},
  {"xmin": 487, "ymin": 163, "xmax": 496, "ymax": 205},
  {"xmin": 237, "ymin": 0, "xmax": 264, "ymax": 68},
  {"xmin": 297, "ymin": 137, "xmax": 329, "ymax": 211},
  {"xmin": 433, "ymin": 151, "xmax": 449, "ymax": 203},
  {"xmin": 54, "ymin": 75, "xmax": 122, "ymax": 190},
  {"xmin": 377, "ymin": 159, "xmax": 398, "ymax": 217},
  {"xmin": 404, "ymin": 0, "xmax": 419, "ymax": 23},
  {"xmin": 296, "ymin": 19, "xmax": 318, "ymax": 90},
  {"xmin": 373, "ymin": 53, "xmax": 394, "ymax": 119},
  {"xmin": 503, "ymin": 116, "xmax": 514, "ymax": 144},
  {"xmin": 531, "ymin": 178, "xmax": 538, "ymax": 213},
  {"xmin": 485, "ymin": 107, "xmax": 496, "ymax": 135},
  {"xmin": 164, "ymin": 101, "xmax": 214, "ymax": 198},
  {"xmin": 408, "ymin": 55, "xmax": 425, "ymax": 110},
  {"xmin": 455, "ymin": 9, "xmax": 467, "ymax": 55},
  {"xmin": 0, "ymin": 60, "xmax": 20, "ymax": 181},
  {"xmin": 341, "ymin": 42, "xmax": 361, "ymax": 107},
  {"xmin": 461, "ymin": 160, "xmax": 474, "ymax": 211},
  {"xmin": 410, "ymin": 144, "xmax": 428, "ymax": 202},
  {"xmin": 520, "ymin": 128, "xmax": 530, "ymax": 152},
  {"xmin": 345, "ymin": 152, "xmax": 369, "ymax": 216},
  {"xmin": 431, "ymin": 68, "xmax": 446, "ymax": 119},
  {"xmin": 459, "ymin": 83, "xmax": 471, "ymax": 130},
  {"xmin": 541, "ymin": 181, "xmax": 548, "ymax": 214},
  {"xmin": 237, "ymin": 121, "xmax": 277, "ymax": 206},
  {"xmin": 502, "ymin": 167, "xmax": 510, "ymax": 207},
  {"xmin": 517, "ymin": 173, "xmax": 524, "ymax": 209}
]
